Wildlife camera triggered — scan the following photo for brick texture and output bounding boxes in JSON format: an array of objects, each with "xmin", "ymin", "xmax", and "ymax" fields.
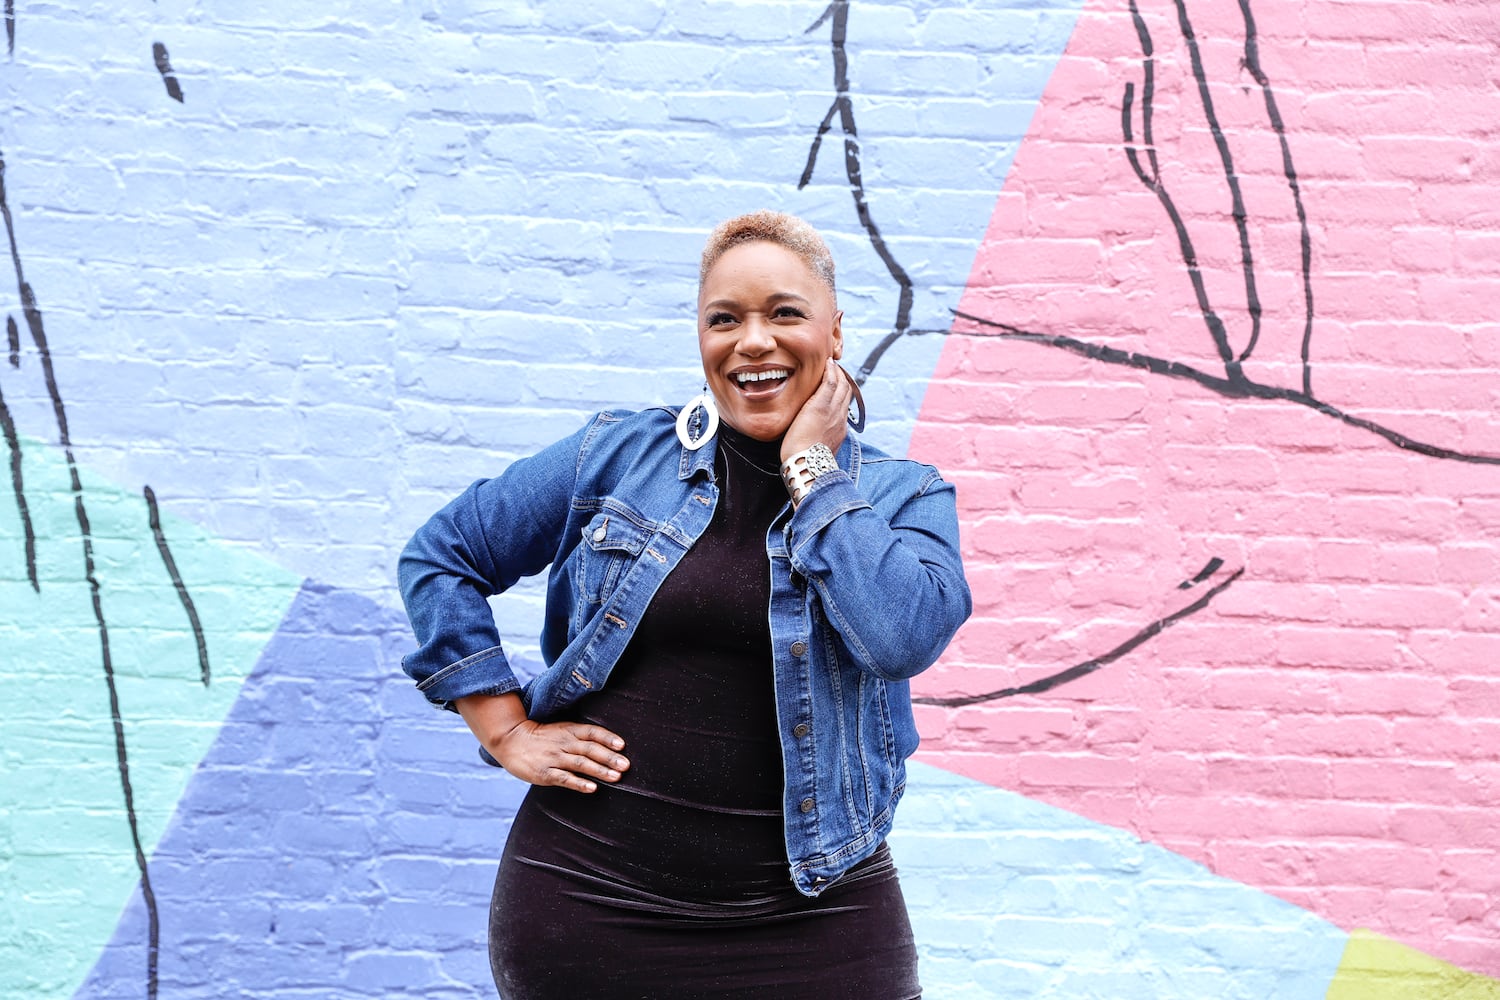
[{"xmin": 3, "ymin": 0, "xmax": 1498, "ymax": 997}]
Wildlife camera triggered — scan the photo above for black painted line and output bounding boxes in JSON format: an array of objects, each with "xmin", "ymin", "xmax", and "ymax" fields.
[
  {"xmin": 5, "ymin": 0, "xmax": 12, "ymax": 59},
  {"xmin": 1130, "ymin": 0, "xmax": 1157, "ymax": 150},
  {"xmin": 1081, "ymin": 0, "xmax": 1479, "ymax": 463},
  {"xmin": 798, "ymin": 0, "xmax": 846, "ymax": 193},
  {"xmin": 152, "ymin": 42, "xmax": 183, "ymax": 103},
  {"xmin": 1237, "ymin": 0, "xmax": 1317, "ymax": 396},
  {"xmin": 804, "ymin": 0, "xmax": 836, "ymax": 33},
  {"xmin": 145, "ymin": 485, "xmax": 211, "ymax": 686},
  {"xmin": 89, "ymin": 498, "xmax": 161, "ymax": 1000},
  {"xmin": 7, "ymin": 313, "xmax": 17, "ymax": 367},
  {"xmin": 1178, "ymin": 555, "xmax": 1224, "ymax": 590},
  {"xmin": 1121, "ymin": 1, "xmax": 1242, "ymax": 384},
  {"xmin": 0, "ymin": 150, "xmax": 161, "ymax": 999},
  {"xmin": 1122, "ymin": 0, "xmax": 1162, "ymax": 186},
  {"xmin": 798, "ymin": 103, "xmax": 840, "ymax": 191},
  {"xmin": 0, "ymin": 377, "xmax": 37, "ymax": 590},
  {"xmin": 950, "ymin": 308, "xmax": 1500, "ymax": 465},
  {"xmin": 914, "ymin": 568, "xmax": 1244, "ymax": 707},
  {"xmin": 1123, "ymin": 82, "xmax": 1147, "ymax": 182},
  {"xmin": 1173, "ymin": 0, "xmax": 1264, "ymax": 365},
  {"xmin": 800, "ymin": 0, "xmax": 916, "ymax": 386}
]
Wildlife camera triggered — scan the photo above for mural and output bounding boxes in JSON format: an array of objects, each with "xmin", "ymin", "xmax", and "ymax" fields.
[
  {"xmin": 1, "ymin": 0, "xmax": 1497, "ymax": 998},
  {"xmin": 912, "ymin": 0, "xmax": 1500, "ymax": 989}
]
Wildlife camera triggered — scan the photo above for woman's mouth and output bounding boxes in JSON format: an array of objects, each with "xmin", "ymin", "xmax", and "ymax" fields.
[{"xmin": 731, "ymin": 368, "xmax": 790, "ymax": 397}]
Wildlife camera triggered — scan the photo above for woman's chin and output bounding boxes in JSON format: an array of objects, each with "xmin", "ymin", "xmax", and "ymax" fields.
[{"xmin": 719, "ymin": 411, "xmax": 789, "ymax": 443}]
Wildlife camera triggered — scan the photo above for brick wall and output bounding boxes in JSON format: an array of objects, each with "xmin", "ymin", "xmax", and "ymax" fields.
[{"xmin": 2, "ymin": 1, "xmax": 1496, "ymax": 997}]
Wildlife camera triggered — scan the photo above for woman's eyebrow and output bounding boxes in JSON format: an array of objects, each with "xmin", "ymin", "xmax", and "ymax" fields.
[{"xmin": 700, "ymin": 292, "xmax": 814, "ymax": 311}]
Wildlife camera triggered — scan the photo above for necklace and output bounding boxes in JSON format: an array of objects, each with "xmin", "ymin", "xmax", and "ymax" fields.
[{"xmin": 718, "ymin": 435, "xmax": 781, "ymax": 477}]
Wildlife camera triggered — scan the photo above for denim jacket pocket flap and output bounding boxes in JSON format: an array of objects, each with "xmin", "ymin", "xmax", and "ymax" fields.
[
  {"xmin": 581, "ymin": 511, "xmax": 651, "ymax": 556},
  {"xmin": 576, "ymin": 511, "xmax": 653, "ymax": 611}
]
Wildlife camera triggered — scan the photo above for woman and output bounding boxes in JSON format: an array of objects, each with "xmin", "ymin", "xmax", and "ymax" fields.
[{"xmin": 399, "ymin": 210, "xmax": 971, "ymax": 998}]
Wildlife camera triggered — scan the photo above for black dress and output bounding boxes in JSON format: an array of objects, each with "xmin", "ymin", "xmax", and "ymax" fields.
[{"xmin": 488, "ymin": 426, "xmax": 922, "ymax": 1000}]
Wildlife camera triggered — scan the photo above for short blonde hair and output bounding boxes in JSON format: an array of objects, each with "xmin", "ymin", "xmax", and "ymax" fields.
[{"xmin": 699, "ymin": 210, "xmax": 837, "ymax": 297}]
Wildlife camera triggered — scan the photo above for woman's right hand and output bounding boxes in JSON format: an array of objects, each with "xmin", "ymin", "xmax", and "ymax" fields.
[
  {"xmin": 491, "ymin": 718, "xmax": 630, "ymax": 793},
  {"xmin": 456, "ymin": 692, "xmax": 629, "ymax": 793}
]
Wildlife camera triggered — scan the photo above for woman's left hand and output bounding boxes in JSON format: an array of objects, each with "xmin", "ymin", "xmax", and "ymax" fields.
[{"xmin": 782, "ymin": 358, "xmax": 853, "ymax": 462}]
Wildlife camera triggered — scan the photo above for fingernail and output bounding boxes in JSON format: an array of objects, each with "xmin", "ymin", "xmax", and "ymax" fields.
[
  {"xmin": 583, "ymin": 781, "xmax": 597, "ymax": 792},
  {"xmin": 611, "ymin": 738, "xmax": 624, "ymax": 749},
  {"xmin": 614, "ymin": 757, "xmax": 628, "ymax": 769}
]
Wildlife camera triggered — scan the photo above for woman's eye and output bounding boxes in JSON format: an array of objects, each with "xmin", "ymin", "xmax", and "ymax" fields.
[
  {"xmin": 706, "ymin": 312, "xmax": 736, "ymax": 327},
  {"xmin": 773, "ymin": 305, "xmax": 807, "ymax": 320}
]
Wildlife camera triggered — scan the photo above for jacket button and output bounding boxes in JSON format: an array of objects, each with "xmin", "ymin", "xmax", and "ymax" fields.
[
  {"xmin": 799, "ymin": 797, "xmax": 815, "ymax": 813},
  {"xmin": 793, "ymin": 723, "xmax": 810, "ymax": 738},
  {"xmin": 790, "ymin": 640, "xmax": 807, "ymax": 657},
  {"xmin": 592, "ymin": 525, "xmax": 607, "ymax": 543}
]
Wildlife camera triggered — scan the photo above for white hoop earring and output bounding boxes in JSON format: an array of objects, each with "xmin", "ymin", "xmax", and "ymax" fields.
[{"xmin": 675, "ymin": 392, "xmax": 719, "ymax": 450}]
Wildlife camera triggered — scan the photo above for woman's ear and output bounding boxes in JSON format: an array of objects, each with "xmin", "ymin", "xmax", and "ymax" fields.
[{"xmin": 831, "ymin": 309, "xmax": 844, "ymax": 360}]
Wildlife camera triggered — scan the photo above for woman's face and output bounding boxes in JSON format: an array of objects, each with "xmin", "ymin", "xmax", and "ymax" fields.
[{"xmin": 697, "ymin": 240, "xmax": 843, "ymax": 442}]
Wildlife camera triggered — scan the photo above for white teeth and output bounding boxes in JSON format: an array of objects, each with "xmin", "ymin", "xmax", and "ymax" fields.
[{"xmin": 734, "ymin": 369, "xmax": 789, "ymax": 384}]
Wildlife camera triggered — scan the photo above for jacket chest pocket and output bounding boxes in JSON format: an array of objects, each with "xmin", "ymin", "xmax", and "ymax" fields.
[{"xmin": 576, "ymin": 511, "xmax": 652, "ymax": 612}]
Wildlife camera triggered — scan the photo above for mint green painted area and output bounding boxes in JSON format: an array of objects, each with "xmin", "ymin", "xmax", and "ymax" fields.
[
  {"xmin": 891, "ymin": 762, "xmax": 1349, "ymax": 1000},
  {"xmin": 0, "ymin": 437, "xmax": 302, "ymax": 1000}
]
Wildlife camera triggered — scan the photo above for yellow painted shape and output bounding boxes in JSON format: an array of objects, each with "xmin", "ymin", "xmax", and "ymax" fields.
[{"xmin": 1327, "ymin": 930, "xmax": 1500, "ymax": 1000}]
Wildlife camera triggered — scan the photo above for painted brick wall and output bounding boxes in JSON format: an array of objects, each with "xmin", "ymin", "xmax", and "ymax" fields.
[{"xmin": 1, "ymin": 1, "xmax": 1496, "ymax": 998}]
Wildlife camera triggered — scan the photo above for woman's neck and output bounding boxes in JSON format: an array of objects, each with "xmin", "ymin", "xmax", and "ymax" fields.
[{"xmin": 717, "ymin": 422, "xmax": 784, "ymax": 476}]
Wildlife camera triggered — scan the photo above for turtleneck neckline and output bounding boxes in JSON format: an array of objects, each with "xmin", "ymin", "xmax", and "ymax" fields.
[{"xmin": 717, "ymin": 422, "xmax": 785, "ymax": 472}]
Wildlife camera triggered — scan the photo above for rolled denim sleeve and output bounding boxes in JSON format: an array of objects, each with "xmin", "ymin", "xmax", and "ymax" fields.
[
  {"xmin": 784, "ymin": 464, "xmax": 971, "ymax": 681},
  {"xmin": 398, "ymin": 426, "xmax": 586, "ymax": 709}
]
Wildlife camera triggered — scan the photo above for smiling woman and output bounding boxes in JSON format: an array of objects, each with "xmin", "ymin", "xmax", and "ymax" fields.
[
  {"xmin": 398, "ymin": 211, "xmax": 972, "ymax": 999},
  {"xmin": 696, "ymin": 212, "xmax": 845, "ymax": 448}
]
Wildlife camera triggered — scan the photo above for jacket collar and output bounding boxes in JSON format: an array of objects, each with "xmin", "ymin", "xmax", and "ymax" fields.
[{"xmin": 678, "ymin": 434, "xmax": 718, "ymax": 481}]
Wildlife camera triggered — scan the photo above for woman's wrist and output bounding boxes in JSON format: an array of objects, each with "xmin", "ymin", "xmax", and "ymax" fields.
[
  {"xmin": 455, "ymin": 691, "xmax": 530, "ymax": 756},
  {"xmin": 780, "ymin": 442, "xmax": 838, "ymax": 508}
]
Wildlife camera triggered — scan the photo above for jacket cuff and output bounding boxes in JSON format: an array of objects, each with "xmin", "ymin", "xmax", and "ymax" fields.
[
  {"xmin": 786, "ymin": 471, "xmax": 869, "ymax": 554},
  {"xmin": 413, "ymin": 645, "xmax": 522, "ymax": 711}
]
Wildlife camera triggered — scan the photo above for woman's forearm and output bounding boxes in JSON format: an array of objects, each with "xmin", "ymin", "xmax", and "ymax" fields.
[
  {"xmin": 786, "ymin": 473, "xmax": 972, "ymax": 679},
  {"xmin": 455, "ymin": 691, "xmax": 531, "ymax": 750}
]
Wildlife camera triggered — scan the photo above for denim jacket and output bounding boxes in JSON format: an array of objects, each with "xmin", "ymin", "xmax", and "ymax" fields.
[{"xmin": 398, "ymin": 408, "xmax": 971, "ymax": 895}]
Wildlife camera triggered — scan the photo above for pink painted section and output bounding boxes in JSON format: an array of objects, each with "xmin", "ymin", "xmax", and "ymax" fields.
[{"xmin": 912, "ymin": 0, "xmax": 1500, "ymax": 976}]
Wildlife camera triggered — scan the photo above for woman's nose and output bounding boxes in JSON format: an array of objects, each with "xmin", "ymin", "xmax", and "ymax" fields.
[{"xmin": 737, "ymin": 316, "xmax": 776, "ymax": 354}]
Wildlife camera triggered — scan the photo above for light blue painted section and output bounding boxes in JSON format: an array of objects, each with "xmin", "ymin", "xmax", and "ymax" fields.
[
  {"xmin": 0, "ymin": 0, "xmax": 1087, "ymax": 623},
  {"xmin": 401, "ymin": 0, "xmax": 1089, "ymax": 660},
  {"xmin": 74, "ymin": 582, "xmax": 515, "ymax": 1000},
  {"xmin": 892, "ymin": 762, "xmax": 1349, "ymax": 1000},
  {"xmin": 0, "ymin": 438, "xmax": 303, "ymax": 999}
]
